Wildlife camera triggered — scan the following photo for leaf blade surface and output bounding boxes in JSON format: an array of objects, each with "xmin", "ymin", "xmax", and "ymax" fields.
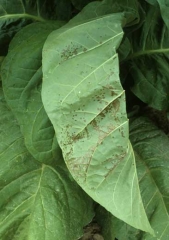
[
  {"xmin": 1, "ymin": 21, "xmax": 64, "ymax": 163},
  {"xmin": 95, "ymin": 117, "xmax": 169, "ymax": 240},
  {"xmin": 123, "ymin": 2, "xmax": 169, "ymax": 110},
  {"xmin": 42, "ymin": 13, "xmax": 153, "ymax": 234},
  {"xmin": 0, "ymin": 87, "xmax": 94, "ymax": 240}
]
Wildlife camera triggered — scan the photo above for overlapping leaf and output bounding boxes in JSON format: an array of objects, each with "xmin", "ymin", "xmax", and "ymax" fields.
[
  {"xmin": 42, "ymin": 13, "xmax": 153, "ymax": 233},
  {"xmin": 113, "ymin": 117, "xmax": 169, "ymax": 239},
  {"xmin": 123, "ymin": 2, "xmax": 169, "ymax": 110},
  {"xmin": 0, "ymin": 0, "xmax": 70, "ymax": 55},
  {"xmin": 146, "ymin": 0, "xmax": 169, "ymax": 28},
  {"xmin": 1, "ymin": 22, "xmax": 64, "ymax": 163},
  {"xmin": 95, "ymin": 205, "xmax": 116, "ymax": 240},
  {"xmin": 0, "ymin": 87, "xmax": 94, "ymax": 240},
  {"xmin": 70, "ymin": 0, "xmax": 139, "ymax": 26},
  {"xmin": 129, "ymin": 117, "xmax": 169, "ymax": 239},
  {"xmin": 71, "ymin": 0, "xmax": 96, "ymax": 10}
]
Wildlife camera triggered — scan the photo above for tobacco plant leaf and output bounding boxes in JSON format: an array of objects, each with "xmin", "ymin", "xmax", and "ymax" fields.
[
  {"xmin": 0, "ymin": 87, "xmax": 94, "ymax": 240},
  {"xmin": 114, "ymin": 117, "xmax": 169, "ymax": 239},
  {"xmin": 42, "ymin": 13, "xmax": 153, "ymax": 234},
  {"xmin": 95, "ymin": 205, "xmax": 116, "ymax": 240},
  {"xmin": 70, "ymin": 0, "xmax": 139, "ymax": 26},
  {"xmin": 1, "ymin": 21, "xmax": 64, "ymax": 163},
  {"xmin": 0, "ymin": 0, "xmax": 70, "ymax": 55},
  {"xmin": 124, "ymin": 2, "xmax": 169, "ymax": 110},
  {"xmin": 156, "ymin": 0, "xmax": 169, "ymax": 28},
  {"xmin": 146, "ymin": 0, "xmax": 169, "ymax": 28},
  {"xmin": 71, "ymin": 0, "xmax": 97, "ymax": 10},
  {"xmin": 129, "ymin": 117, "xmax": 169, "ymax": 239}
]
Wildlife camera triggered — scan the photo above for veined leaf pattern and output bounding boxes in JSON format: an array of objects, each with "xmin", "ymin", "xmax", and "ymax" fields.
[
  {"xmin": 42, "ymin": 13, "xmax": 153, "ymax": 234},
  {"xmin": 129, "ymin": 117, "xmax": 169, "ymax": 240},
  {"xmin": 0, "ymin": 87, "xmax": 94, "ymax": 240},
  {"xmin": 124, "ymin": 2, "xmax": 169, "ymax": 110},
  {"xmin": 1, "ymin": 22, "xmax": 64, "ymax": 163},
  {"xmin": 0, "ymin": 0, "xmax": 70, "ymax": 54}
]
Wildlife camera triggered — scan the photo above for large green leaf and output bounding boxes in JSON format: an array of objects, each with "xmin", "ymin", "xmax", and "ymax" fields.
[
  {"xmin": 1, "ymin": 21, "xmax": 64, "ymax": 163},
  {"xmin": 0, "ymin": 87, "xmax": 94, "ymax": 240},
  {"xmin": 0, "ymin": 0, "xmax": 70, "ymax": 55},
  {"xmin": 42, "ymin": 14, "xmax": 153, "ymax": 234},
  {"xmin": 157, "ymin": 0, "xmax": 169, "ymax": 30},
  {"xmin": 129, "ymin": 117, "xmax": 169, "ymax": 239},
  {"xmin": 70, "ymin": 0, "xmax": 139, "ymax": 25},
  {"xmin": 122, "ymin": 2, "xmax": 169, "ymax": 110},
  {"xmin": 115, "ymin": 117, "xmax": 169, "ymax": 239},
  {"xmin": 146, "ymin": 0, "xmax": 169, "ymax": 28}
]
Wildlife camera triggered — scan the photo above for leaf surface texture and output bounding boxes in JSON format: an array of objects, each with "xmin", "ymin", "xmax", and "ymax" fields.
[
  {"xmin": 1, "ymin": 22, "xmax": 64, "ymax": 163},
  {"xmin": 0, "ymin": 87, "xmax": 93, "ymax": 240},
  {"xmin": 112, "ymin": 117, "xmax": 169, "ymax": 239},
  {"xmin": 42, "ymin": 13, "xmax": 153, "ymax": 233},
  {"xmin": 124, "ymin": 2, "xmax": 169, "ymax": 110}
]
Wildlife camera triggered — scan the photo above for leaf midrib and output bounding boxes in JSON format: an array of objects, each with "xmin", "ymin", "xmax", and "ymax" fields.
[
  {"xmin": 127, "ymin": 48, "xmax": 169, "ymax": 61},
  {"xmin": 0, "ymin": 13, "xmax": 45, "ymax": 22}
]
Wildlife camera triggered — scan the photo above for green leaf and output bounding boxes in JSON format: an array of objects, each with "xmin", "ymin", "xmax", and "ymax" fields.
[
  {"xmin": 96, "ymin": 116, "xmax": 169, "ymax": 240},
  {"xmin": 156, "ymin": 0, "xmax": 169, "ymax": 28},
  {"xmin": 112, "ymin": 119, "xmax": 169, "ymax": 240},
  {"xmin": 71, "ymin": 0, "xmax": 99, "ymax": 10},
  {"xmin": 0, "ymin": 0, "xmax": 70, "ymax": 55},
  {"xmin": 112, "ymin": 217, "xmax": 140, "ymax": 240},
  {"xmin": 53, "ymin": 0, "xmax": 72, "ymax": 21},
  {"xmin": 123, "ymin": 2, "xmax": 169, "ymax": 110},
  {"xmin": 129, "ymin": 116, "xmax": 169, "ymax": 239},
  {"xmin": 42, "ymin": 14, "xmax": 153, "ymax": 234},
  {"xmin": 69, "ymin": 0, "xmax": 139, "ymax": 25},
  {"xmin": 146, "ymin": 0, "xmax": 169, "ymax": 28},
  {"xmin": 0, "ymin": 87, "xmax": 94, "ymax": 240},
  {"xmin": 1, "ymin": 21, "xmax": 64, "ymax": 163},
  {"xmin": 95, "ymin": 205, "xmax": 116, "ymax": 240}
]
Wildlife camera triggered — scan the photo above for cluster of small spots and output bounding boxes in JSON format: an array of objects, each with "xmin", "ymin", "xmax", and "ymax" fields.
[{"xmin": 60, "ymin": 42, "xmax": 88, "ymax": 61}]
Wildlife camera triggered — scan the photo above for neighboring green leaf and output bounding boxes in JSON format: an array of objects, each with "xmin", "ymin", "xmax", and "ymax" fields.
[
  {"xmin": 156, "ymin": 0, "xmax": 169, "ymax": 27},
  {"xmin": 1, "ymin": 21, "xmax": 64, "ymax": 163},
  {"xmin": 129, "ymin": 116, "xmax": 169, "ymax": 239},
  {"xmin": 42, "ymin": 14, "xmax": 153, "ymax": 234},
  {"xmin": 0, "ymin": 0, "xmax": 70, "ymax": 55},
  {"xmin": 146, "ymin": 0, "xmax": 169, "ymax": 28},
  {"xmin": 0, "ymin": 87, "xmax": 94, "ymax": 240},
  {"xmin": 111, "ymin": 216, "xmax": 141, "ymax": 240},
  {"xmin": 115, "ymin": 119, "xmax": 169, "ymax": 240},
  {"xmin": 146, "ymin": 0, "xmax": 157, "ymax": 4},
  {"xmin": 53, "ymin": 0, "xmax": 72, "ymax": 21},
  {"xmin": 95, "ymin": 205, "xmax": 116, "ymax": 240},
  {"xmin": 96, "ymin": 116, "xmax": 169, "ymax": 240},
  {"xmin": 123, "ymin": 2, "xmax": 169, "ymax": 110},
  {"xmin": 71, "ymin": 0, "xmax": 98, "ymax": 10},
  {"xmin": 70, "ymin": 0, "xmax": 139, "ymax": 26}
]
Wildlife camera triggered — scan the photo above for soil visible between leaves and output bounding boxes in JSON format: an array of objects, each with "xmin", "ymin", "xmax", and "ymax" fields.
[{"xmin": 79, "ymin": 222, "xmax": 104, "ymax": 240}]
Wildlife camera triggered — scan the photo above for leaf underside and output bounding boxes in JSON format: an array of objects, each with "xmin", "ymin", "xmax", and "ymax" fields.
[{"xmin": 42, "ymin": 13, "xmax": 153, "ymax": 234}]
